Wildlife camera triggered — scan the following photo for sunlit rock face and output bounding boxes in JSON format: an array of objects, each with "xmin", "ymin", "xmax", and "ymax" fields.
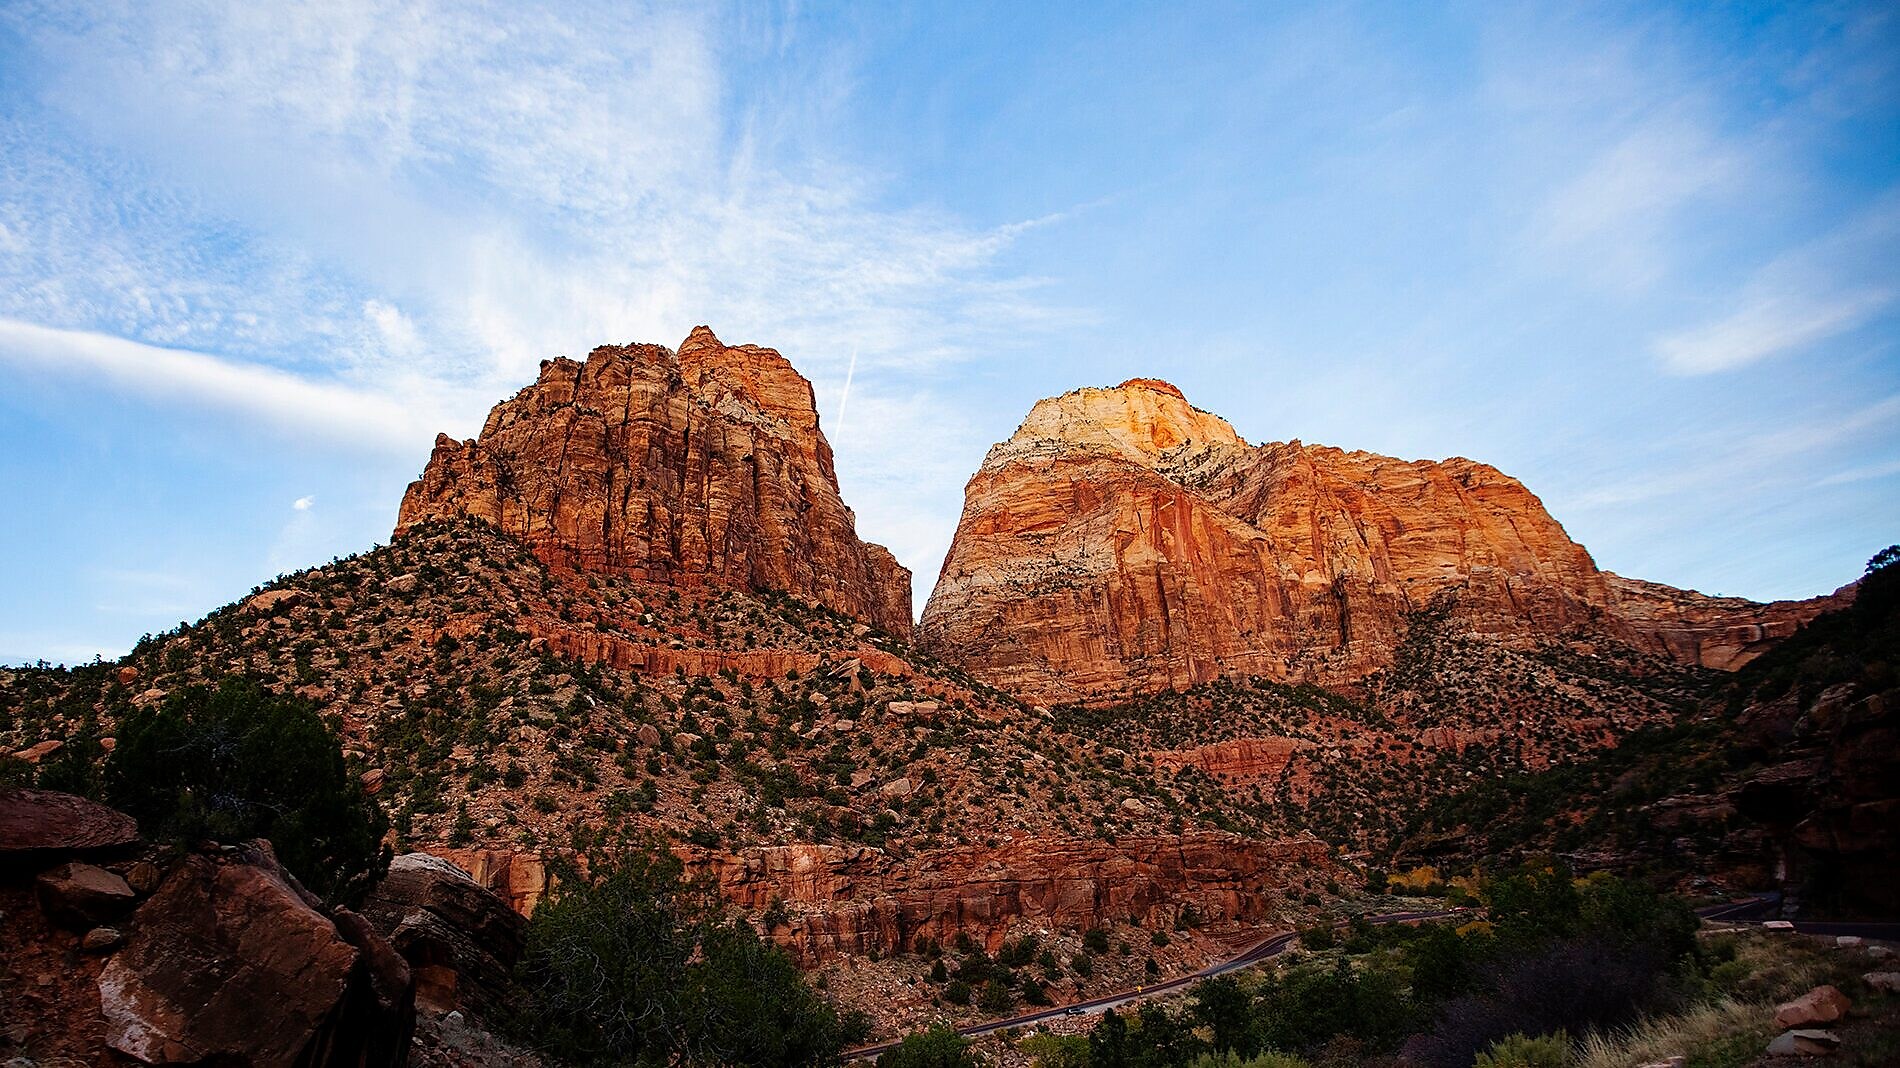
[
  {"xmin": 396, "ymin": 326, "xmax": 913, "ymax": 638},
  {"xmin": 921, "ymin": 378, "xmax": 1842, "ymax": 705}
]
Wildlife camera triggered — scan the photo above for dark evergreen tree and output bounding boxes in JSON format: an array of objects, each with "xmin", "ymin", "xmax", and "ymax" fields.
[{"xmin": 105, "ymin": 676, "xmax": 387, "ymax": 904}]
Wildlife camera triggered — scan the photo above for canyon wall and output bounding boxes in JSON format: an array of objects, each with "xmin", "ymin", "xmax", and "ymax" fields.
[{"xmin": 433, "ymin": 833, "xmax": 1330, "ymax": 965}]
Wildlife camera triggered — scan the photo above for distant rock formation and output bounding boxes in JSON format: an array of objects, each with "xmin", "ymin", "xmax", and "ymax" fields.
[
  {"xmin": 921, "ymin": 378, "xmax": 1844, "ymax": 704},
  {"xmin": 397, "ymin": 326, "xmax": 913, "ymax": 638},
  {"xmin": 419, "ymin": 833, "xmax": 1329, "ymax": 966}
]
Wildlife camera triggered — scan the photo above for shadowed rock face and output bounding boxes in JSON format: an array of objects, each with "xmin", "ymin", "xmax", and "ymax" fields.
[
  {"xmin": 397, "ymin": 326, "xmax": 914, "ymax": 638},
  {"xmin": 921, "ymin": 379, "xmax": 1845, "ymax": 704},
  {"xmin": 700, "ymin": 832, "xmax": 1328, "ymax": 964},
  {"xmin": 363, "ymin": 853, "xmax": 525, "ymax": 1022}
]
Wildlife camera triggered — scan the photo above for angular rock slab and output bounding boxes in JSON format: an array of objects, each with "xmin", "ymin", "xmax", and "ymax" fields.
[
  {"xmin": 362, "ymin": 852, "xmax": 525, "ymax": 1020},
  {"xmin": 97, "ymin": 847, "xmax": 410, "ymax": 1066},
  {"xmin": 36, "ymin": 861, "xmax": 135, "ymax": 929},
  {"xmin": 1766, "ymin": 1029, "xmax": 1839, "ymax": 1056},
  {"xmin": 0, "ymin": 787, "xmax": 139, "ymax": 858}
]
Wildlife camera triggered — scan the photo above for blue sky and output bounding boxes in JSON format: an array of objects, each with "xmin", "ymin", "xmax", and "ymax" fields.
[{"xmin": 1, "ymin": 1, "xmax": 1896, "ymax": 665}]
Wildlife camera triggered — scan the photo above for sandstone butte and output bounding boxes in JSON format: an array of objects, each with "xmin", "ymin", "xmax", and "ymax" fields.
[
  {"xmin": 396, "ymin": 326, "xmax": 914, "ymax": 638},
  {"xmin": 920, "ymin": 378, "xmax": 1852, "ymax": 706}
]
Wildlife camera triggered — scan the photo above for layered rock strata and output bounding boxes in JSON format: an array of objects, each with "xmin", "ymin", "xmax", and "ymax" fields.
[
  {"xmin": 708, "ymin": 832, "xmax": 1325, "ymax": 962},
  {"xmin": 363, "ymin": 853, "xmax": 526, "ymax": 1022},
  {"xmin": 921, "ymin": 379, "xmax": 1846, "ymax": 704},
  {"xmin": 421, "ymin": 833, "xmax": 1328, "ymax": 965},
  {"xmin": 397, "ymin": 327, "xmax": 912, "ymax": 637}
]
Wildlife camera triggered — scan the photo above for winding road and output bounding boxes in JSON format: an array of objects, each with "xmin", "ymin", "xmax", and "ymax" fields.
[
  {"xmin": 1698, "ymin": 892, "xmax": 1900, "ymax": 940},
  {"xmin": 846, "ymin": 896, "xmax": 1900, "ymax": 1060},
  {"xmin": 843, "ymin": 909, "xmax": 1463, "ymax": 1060}
]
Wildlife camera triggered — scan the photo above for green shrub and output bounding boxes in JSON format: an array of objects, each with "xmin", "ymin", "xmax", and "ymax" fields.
[
  {"xmin": 1474, "ymin": 1032, "xmax": 1570, "ymax": 1068},
  {"xmin": 1298, "ymin": 923, "xmax": 1336, "ymax": 951},
  {"xmin": 105, "ymin": 677, "xmax": 387, "ymax": 904},
  {"xmin": 513, "ymin": 847, "xmax": 859, "ymax": 1065},
  {"xmin": 884, "ymin": 1023, "xmax": 977, "ymax": 1068},
  {"xmin": 1020, "ymin": 1033, "xmax": 1089, "ymax": 1068},
  {"xmin": 1186, "ymin": 1053, "xmax": 1314, "ymax": 1068}
]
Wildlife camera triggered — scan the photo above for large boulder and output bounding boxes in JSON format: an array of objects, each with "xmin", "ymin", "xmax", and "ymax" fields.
[
  {"xmin": 0, "ymin": 786, "xmax": 139, "ymax": 859},
  {"xmin": 97, "ymin": 841, "xmax": 412, "ymax": 1066},
  {"xmin": 1773, "ymin": 984, "xmax": 1851, "ymax": 1030},
  {"xmin": 362, "ymin": 852, "xmax": 526, "ymax": 1020}
]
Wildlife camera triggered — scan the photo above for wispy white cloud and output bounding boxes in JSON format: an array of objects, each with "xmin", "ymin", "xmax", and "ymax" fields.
[
  {"xmin": 0, "ymin": 1, "xmax": 1071, "ymax": 595},
  {"xmin": 1653, "ymin": 196, "xmax": 1900, "ymax": 374},
  {"xmin": 1558, "ymin": 393, "xmax": 1900, "ymax": 511},
  {"xmin": 1, "ymin": 0, "xmax": 1064, "ymax": 387},
  {"xmin": 1818, "ymin": 458, "xmax": 1900, "ymax": 486},
  {"xmin": 1656, "ymin": 287, "xmax": 1890, "ymax": 374},
  {"xmin": 1528, "ymin": 112, "xmax": 1743, "ymax": 289},
  {"xmin": 269, "ymin": 489, "xmax": 324, "ymax": 575},
  {"xmin": 0, "ymin": 317, "xmax": 446, "ymax": 450}
]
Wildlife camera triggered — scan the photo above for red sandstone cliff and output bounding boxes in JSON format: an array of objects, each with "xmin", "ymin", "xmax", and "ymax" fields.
[
  {"xmin": 920, "ymin": 379, "xmax": 1843, "ymax": 704},
  {"xmin": 433, "ymin": 832, "xmax": 1329, "ymax": 966},
  {"xmin": 397, "ymin": 327, "xmax": 913, "ymax": 637}
]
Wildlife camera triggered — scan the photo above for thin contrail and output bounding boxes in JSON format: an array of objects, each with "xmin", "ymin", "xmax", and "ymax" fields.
[{"xmin": 835, "ymin": 343, "xmax": 858, "ymax": 429}]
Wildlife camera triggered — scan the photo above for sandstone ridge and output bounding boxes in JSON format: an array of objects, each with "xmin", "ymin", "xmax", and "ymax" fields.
[
  {"xmin": 921, "ymin": 378, "xmax": 1845, "ymax": 704},
  {"xmin": 397, "ymin": 327, "xmax": 913, "ymax": 637}
]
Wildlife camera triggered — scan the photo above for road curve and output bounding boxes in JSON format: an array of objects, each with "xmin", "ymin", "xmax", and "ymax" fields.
[{"xmin": 844, "ymin": 909, "xmax": 1462, "ymax": 1061}]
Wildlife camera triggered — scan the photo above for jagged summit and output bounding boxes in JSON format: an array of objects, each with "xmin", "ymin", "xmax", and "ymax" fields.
[
  {"xmin": 988, "ymin": 378, "xmax": 1249, "ymax": 479},
  {"xmin": 396, "ymin": 329, "xmax": 913, "ymax": 636}
]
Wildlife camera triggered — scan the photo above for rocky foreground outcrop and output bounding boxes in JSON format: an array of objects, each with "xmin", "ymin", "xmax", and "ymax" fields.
[
  {"xmin": 397, "ymin": 326, "xmax": 913, "ymax": 637},
  {"xmin": 98, "ymin": 842, "xmax": 412, "ymax": 1066},
  {"xmin": 920, "ymin": 379, "xmax": 1845, "ymax": 704},
  {"xmin": 0, "ymin": 788, "xmax": 414, "ymax": 1066},
  {"xmin": 363, "ymin": 853, "xmax": 527, "ymax": 1023}
]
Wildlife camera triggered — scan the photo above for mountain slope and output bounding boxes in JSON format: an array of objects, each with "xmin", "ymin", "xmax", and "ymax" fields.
[{"xmin": 1394, "ymin": 550, "xmax": 1894, "ymax": 914}]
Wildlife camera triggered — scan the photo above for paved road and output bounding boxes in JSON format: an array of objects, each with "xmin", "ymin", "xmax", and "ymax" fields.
[
  {"xmin": 846, "ymin": 896, "xmax": 1896, "ymax": 1060},
  {"xmin": 1699, "ymin": 893, "xmax": 1900, "ymax": 940},
  {"xmin": 843, "ymin": 909, "xmax": 1461, "ymax": 1061}
]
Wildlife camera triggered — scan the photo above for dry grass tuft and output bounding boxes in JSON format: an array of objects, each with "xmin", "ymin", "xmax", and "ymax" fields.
[{"xmin": 1573, "ymin": 998, "xmax": 1772, "ymax": 1068}]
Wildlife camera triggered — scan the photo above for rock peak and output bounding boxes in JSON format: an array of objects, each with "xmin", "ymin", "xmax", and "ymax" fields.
[
  {"xmin": 679, "ymin": 324, "xmax": 724, "ymax": 354},
  {"xmin": 395, "ymin": 333, "xmax": 913, "ymax": 636},
  {"xmin": 924, "ymin": 383, "xmax": 1829, "ymax": 703},
  {"xmin": 990, "ymin": 380, "xmax": 1247, "ymax": 472}
]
